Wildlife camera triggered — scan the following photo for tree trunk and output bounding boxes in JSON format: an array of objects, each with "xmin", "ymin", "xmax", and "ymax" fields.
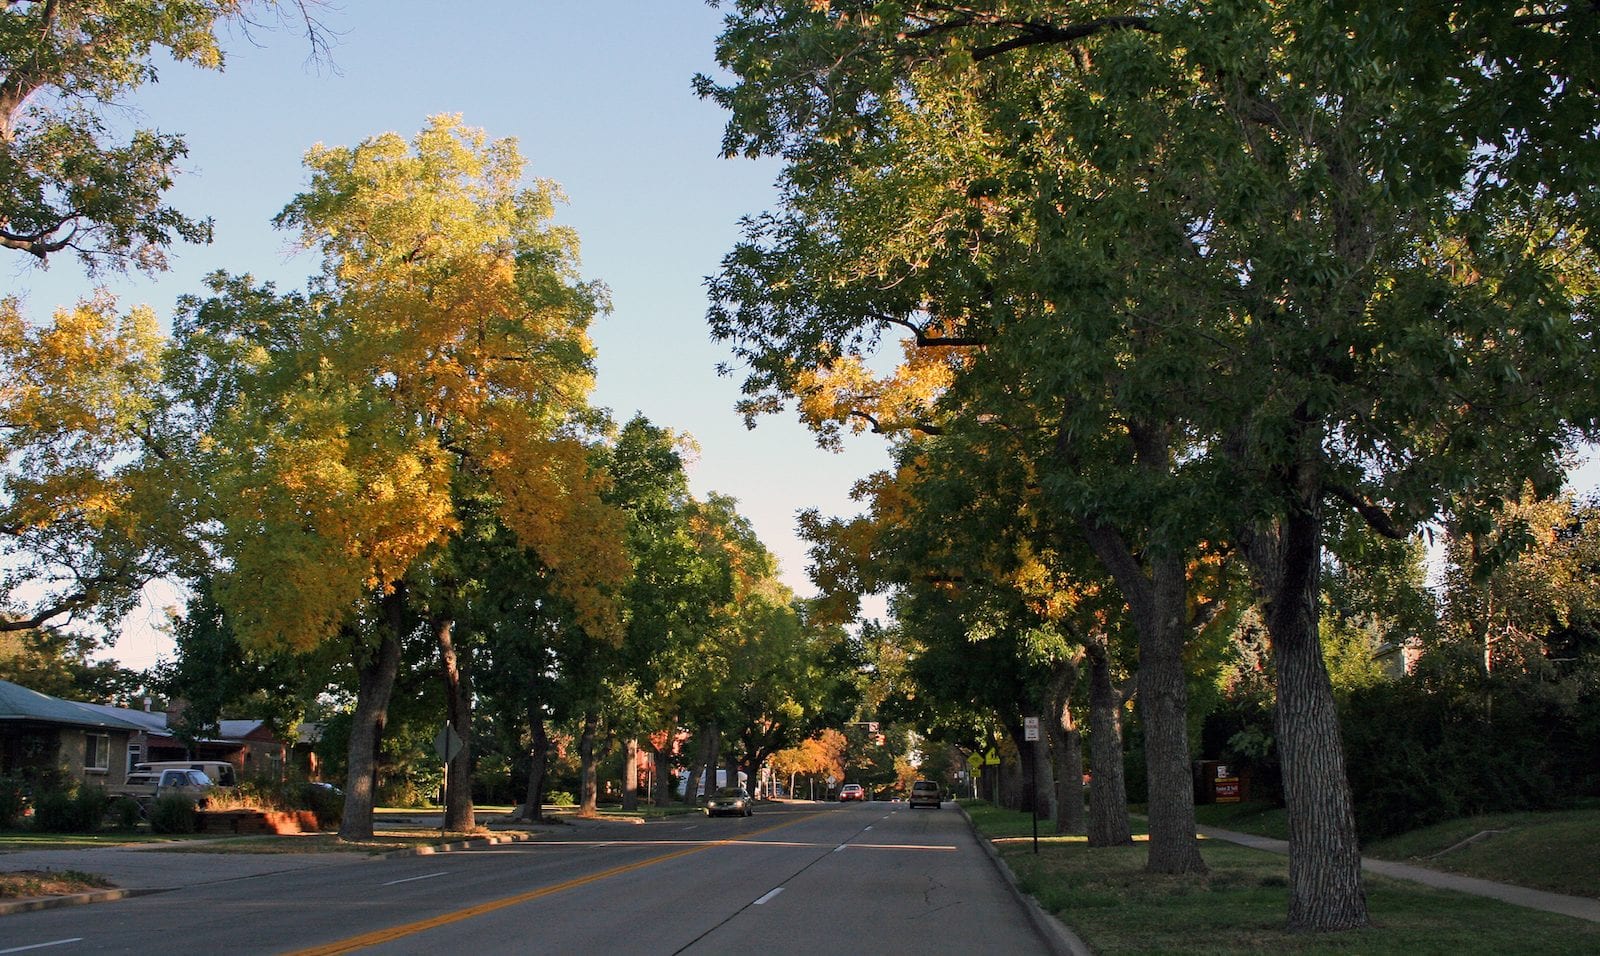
[
  {"xmin": 1075, "ymin": 421, "xmax": 1206, "ymax": 874},
  {"xmin": 648, "ymin": 730, "xmax": 675, "ymax": 806},
  {"xmin": 339, "ymin": 588, "xmax": 405, "ymax": 840},
  {"xmin": 622, "ymin": 738, "xmax": 640, "ymax": 812},
  {"xmin": 578, "ymin": 709, "xmax": 600, "ymax": 817},
  {"xmin": 1135, "ymin": 555, "xmax": 1207, "ymax": 874},
  {"xmin": 1243, "ymin": 479, "xmax": 1368, "ymax": 931},
  {"xmin": 521, "ymin": 708, "xmax": 549, "ymax": 822},
  {"xmin": 1085, "ymin": 636, "xmax": 1133, "ymax": 847},
  {"xmin": 435, "ymin": 614, "xmax": 474, "ymax": 833},
  {"xmin": 1045, "ymin": 657, "xmax": 1085, "ymax": 835}
]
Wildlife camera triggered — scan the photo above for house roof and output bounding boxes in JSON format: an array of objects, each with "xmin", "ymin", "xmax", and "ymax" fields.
[
  {"xmin": 76, "ymin": 701, "xmax": 168, "ymax": 733},
  {"xmin": 0, "ymin": 680, "xmax": 147, "ymax": 732}
]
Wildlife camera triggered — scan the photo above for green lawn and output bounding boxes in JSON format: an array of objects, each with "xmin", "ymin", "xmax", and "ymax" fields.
[
  {"xmin": 961, "ymin": 801, "xmax": 1600, "ymax": 955},
  {"xmin": 1191, "ymin": 801, "xmax": 1600, "ymax": 900}
]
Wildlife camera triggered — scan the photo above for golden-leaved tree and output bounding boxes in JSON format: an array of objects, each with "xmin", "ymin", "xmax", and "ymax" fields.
[{"xmin": 173, "ymin": 116, "xmax": 628, "ymax": 838}]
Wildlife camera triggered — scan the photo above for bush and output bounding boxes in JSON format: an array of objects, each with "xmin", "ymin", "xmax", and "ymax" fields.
[
  {"xmin": 108, "ymin": 797, "xmax": 144, "ymax": 829},
  {"xmin": 31, "ymin": 789, "xmax": 79, "ymax": 833},
  {"xmin": 148, "ymin": 795, "xmax": 198, "ymax": 834},
  {"xmin": 0, "ymin": 775, "xmax": 24, "ymax": 829},
  {"xmin": 547, "ymin": 791, "xmax": 575, "ymax": 807}
]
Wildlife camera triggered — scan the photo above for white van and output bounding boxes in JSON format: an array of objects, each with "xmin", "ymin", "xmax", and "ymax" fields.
[
  {"xmin": 677, "ymin": 768, "xmax": 748, "ymax": 799},
  {"xmin": 133, "ymin": 760, "xmax": 238, "ymax": 787}
]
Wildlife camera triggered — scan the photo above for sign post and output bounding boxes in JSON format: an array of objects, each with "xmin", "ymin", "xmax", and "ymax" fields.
[
  {"xmin": 1023, "ymin": 716, "xmax": 1040, "ymax": 854},
  {"xmin": 433, "ymin": 722, "xmax": 464, "ymax": 837}
]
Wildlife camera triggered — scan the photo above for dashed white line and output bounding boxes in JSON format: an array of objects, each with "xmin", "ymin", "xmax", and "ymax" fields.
[
  {"xmin": 383, "ymin": 871, "xmax": 448, "ymax": 886},
  {"xmin": 0, "ymin": 941, "xmax": 84, "ymax": 954},
  {"xmin": 754, "ymin": 887, "xmax": 784, "ymax": 905}
]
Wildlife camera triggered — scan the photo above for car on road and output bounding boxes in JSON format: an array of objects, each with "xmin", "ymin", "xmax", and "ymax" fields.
[
  {"xmin": 909, "ymin": 780, "xmax": 942, "ymax": 809},
  {"xmin": 838, "ymin": 783, "xmax": 866, "ymax": 802},
  {"xmin": 705, "ymin": 786, "xmax": 754, "ymax": 817}
]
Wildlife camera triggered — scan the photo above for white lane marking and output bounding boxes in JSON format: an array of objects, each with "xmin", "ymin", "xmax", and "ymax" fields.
[
  {"xmin": 833, "ymin": 844, "xmax": 848, "ymax": 852},
  {"xmin": 754, "ymin": 887, "xmax": 784, "ymax": 905},
  {"xmin": 383, "ymin": 871, "xmax": 448, "ymax": 886},
  {"xmin": 0, "ymin": 941, "xmax": 84, "ymax": 954},
  {"xmin": 864, "ymin": 825, "xmax": 874, "ymax": 831}
]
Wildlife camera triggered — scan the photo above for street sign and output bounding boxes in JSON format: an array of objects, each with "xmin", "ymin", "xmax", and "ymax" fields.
[
  {"xmin": 1023, "ymin": 716, "xmax": 1040, "ymax": 741},
  {"xmin": 434, "ymin": 722, "xmax": 464, "ymax": 763}
]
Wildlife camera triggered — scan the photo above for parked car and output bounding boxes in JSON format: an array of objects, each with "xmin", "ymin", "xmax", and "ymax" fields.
[
  {"xmin": 110, "ymin": 768, "xmax": 215, "ymax": 812},
  {"xmin": 838, "ymin": 783, "xmax": 866, "ymax": 802},
  {"xmin": 132, "ymin": 760, "xmax": 238, "ymax": 787},
  {"xmin": 909, "ymin": 780, "xmax": 942, "ymax": 809},
  {"xmin": 705, "ymin": 787, "xmax": 754, "ymax": 817}
]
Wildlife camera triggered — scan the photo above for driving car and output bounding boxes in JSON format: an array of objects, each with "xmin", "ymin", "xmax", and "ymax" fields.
[
  {"xmin": 705, "ymin": 786, "xmax": 754, "ymax": 817},
  {"xmin": 909, "ymin": 780, "xmax": 942, "ymax": 809},
  {"xmin": 838, "ymin": 783, "xmax": 866, "ymax": 802}
]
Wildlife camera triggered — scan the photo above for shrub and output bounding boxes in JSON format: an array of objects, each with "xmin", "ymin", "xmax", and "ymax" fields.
[
  {"xmin": 148, "ymin": 795, "xmax": 198, "ymax": 834},
  {"xmin": 109, "ymin": 797, "xmax": 144, "ymax": 829},
  {"xmin": 0, "ymin": 775, "xmax": 24, "ymax": 829},
  {"xmin": 31, "ymin": 789, "xmax": 79, "ymax": 833},
  {"xmin": 299, "ymin": 784, "xmax": 344, "ymax": 829},
  {"xmin": 547, "ymin": 791, "xmax": 575, "ymax": 807}
]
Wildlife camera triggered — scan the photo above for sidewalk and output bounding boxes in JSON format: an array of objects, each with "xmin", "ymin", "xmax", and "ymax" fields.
[{"xmin": 1197, "ymin": 825, "xmax": 1600, "ymax": 923}]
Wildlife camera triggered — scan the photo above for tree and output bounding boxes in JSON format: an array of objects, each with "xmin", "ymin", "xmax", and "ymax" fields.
[
  {"xmin": 1, "ymin": 294, "xmax": 184, "ymax": 634},
  {"xmin": 700, "ymin": 0, "xmax": 1600, "ymax": 931},
  {"xmin": 170, "ymin": 116, "xmax": 626, "ymax": 838},
  {"xmin": 0, "ymin": 0, "xmax": 327, "ymax": 270}
]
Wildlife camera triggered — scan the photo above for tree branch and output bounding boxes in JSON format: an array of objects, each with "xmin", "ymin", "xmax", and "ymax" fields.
[{"xmin": 1327, "ymin": 482, "xmax": 1406, "ymax": 540}]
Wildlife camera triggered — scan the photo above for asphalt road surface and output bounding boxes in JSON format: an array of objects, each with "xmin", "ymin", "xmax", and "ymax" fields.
[{"xmin": 0, "ymin": 801, "xmax": 1051, "ymax": 955}]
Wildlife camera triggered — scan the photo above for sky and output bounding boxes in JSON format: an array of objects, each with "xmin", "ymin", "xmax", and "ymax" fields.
[{"xmin": 5, "ymin": 2, "xmax": 893, "ymax": 669}]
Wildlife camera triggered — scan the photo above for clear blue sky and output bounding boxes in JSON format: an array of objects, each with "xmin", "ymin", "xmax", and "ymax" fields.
[{"xmin": 5, "ymin": 1, "xmax": 892, "ymax": 668}]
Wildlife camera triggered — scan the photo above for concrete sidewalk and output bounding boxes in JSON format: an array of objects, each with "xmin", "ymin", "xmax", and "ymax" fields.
[{"xmin": 1197, "ymin": 825, "xmax": 1600, "ymax": 923}]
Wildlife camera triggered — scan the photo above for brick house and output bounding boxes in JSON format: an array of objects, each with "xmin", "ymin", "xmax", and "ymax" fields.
[{"xmin": 0, "ymin": 679, "xmax": 145, "ymax": 789}]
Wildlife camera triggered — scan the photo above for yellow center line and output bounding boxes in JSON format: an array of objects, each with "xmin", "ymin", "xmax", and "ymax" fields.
[{"xmin": 284, "ymin": 812, "xmax": 823, "ymax": 956}]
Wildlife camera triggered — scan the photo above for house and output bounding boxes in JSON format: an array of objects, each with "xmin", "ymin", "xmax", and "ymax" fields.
[
  {"xmin": 1, "ymin": 681, "xmax": 301, "ymax": 788},
  {"xmin": 0, "ymin": 679, "xmax": 146, "ymax": 789}
]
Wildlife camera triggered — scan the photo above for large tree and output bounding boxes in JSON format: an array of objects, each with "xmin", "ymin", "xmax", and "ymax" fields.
[
  {"xmin": 700, "ymin": 0, "xmax": 1599, "ymax": 932},
  {"xmin": 0, "ymin": 0, "xmax": 326, "ymax": 270},
  {"xmin": 170, "ymin": 116, "xmax": 626, "ymax": 838}
]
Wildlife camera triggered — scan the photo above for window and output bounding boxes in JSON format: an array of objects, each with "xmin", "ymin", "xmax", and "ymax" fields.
[
  {"xmin": 126, "ymin": 744, "xmax": 142, "ymax": 775},
  {"xmin": 85, "ymin": 734, "xmax": 110, "ymax": 773}
]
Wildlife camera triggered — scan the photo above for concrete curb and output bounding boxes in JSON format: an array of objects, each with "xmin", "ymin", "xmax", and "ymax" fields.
[
  {"xmin": 0, "ymin": 886, "xmax": 159, "ymax": 916},
  {"xmin": 389, "ymin": 830, "xmax": 535, "ymax": 857},
  {"xmin": 958, "ymin": 806, "xmax": 1095, "ymax": 956}
]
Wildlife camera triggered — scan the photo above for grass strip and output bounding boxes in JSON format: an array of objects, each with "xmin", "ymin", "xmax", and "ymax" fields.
[{"xmin": 962, "ymin": 801, "xmax": 1600, "ymax": 955}]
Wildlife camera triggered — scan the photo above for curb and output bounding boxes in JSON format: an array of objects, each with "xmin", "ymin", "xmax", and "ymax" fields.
[
  {"xmin": 0, "ymin": 886, "xmax": 160, "ymax": 916},
  {"xmin": 958, "ymin": 806, "xmax": 1095, "ymax": 956},
  {"xmin": 390, "ymin": 830, "xmax": 536, "ymax": 856}
]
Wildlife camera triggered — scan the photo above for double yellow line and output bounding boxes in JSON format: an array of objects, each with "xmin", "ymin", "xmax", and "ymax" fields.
[{"xmin": 287, "ymin": 812, "xmax": 820, "ymax": 955}]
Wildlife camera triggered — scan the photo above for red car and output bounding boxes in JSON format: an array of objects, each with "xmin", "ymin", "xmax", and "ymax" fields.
[{"xmin": 838, "ymin": 783, "xmax": 866, "ymax": 802}]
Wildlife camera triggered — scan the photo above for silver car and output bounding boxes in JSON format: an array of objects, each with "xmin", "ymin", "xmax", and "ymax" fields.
[{"xmin": 705, "ymin": 786, "xmax": 754, "ymax": 817}]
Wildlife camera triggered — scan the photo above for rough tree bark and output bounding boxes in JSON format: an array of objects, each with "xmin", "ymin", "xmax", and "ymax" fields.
[
  {"xmin": 622, "ymin": 738, "xmax": 640, "ymax": 812},
  {"xmin": 520, "ymin": 708, "xmax": 549, "ymax": 822},
  {"xmin": 435, "ymin": 614, "xmax": 474, "ymax": 833},
  {"xmin": 339, "ymin": 587, "xmax": 406, "ymax": 840},
  {"xmin": 577, "ymin": 709, "xmax": 600, "ymax": 817},
  {"xmin": 1045, "ymin": 656, "xmax": 1086, "ymax": 835},
  {"xmin": 1241, "ymin": 462, "xmax": 1368, "ymax": 931},
  {"xmin": 1085, "ymin": 636, "xmax": 1133, "ymax": 847}
]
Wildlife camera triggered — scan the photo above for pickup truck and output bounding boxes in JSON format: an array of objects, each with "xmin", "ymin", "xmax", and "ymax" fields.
[{"xmin": 108, "ymin": 768, "xmax": 214, "ymax": 809}]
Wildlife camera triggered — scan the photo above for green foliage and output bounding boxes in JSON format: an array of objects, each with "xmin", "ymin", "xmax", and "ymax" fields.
[
  {"xmin": 0, "ymin": 0, "xmax": 242, "ymax": 271},
  {"xmin": 546, "ymin": 790, "xmax": 575, "ymax": 807},
  {"xmin": 1340, "ymin": 666, "xmax": 1600, "ymax": 840},
  {"xmin": 0, "ymin": 775, "xmax": 25, "ymax": 828},
  {"xmin": 147, "ymin": 794, "xmax": 198, "ymax": 834},
  {"xmin": 29, "ymin": 783, "xmax": 106, "ymax": 833},
  {"xmin": 108, "ymin": 796, "xmax": 143, "ymax": 829}
]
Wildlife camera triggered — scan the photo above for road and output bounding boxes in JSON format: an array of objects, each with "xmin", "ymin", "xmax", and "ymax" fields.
[{"xmin": 0, "ymin": 801, "xmax": 1051, "ymax": 955}]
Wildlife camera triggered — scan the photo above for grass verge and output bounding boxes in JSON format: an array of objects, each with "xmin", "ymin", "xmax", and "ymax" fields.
[
  {"xmin": 1362, "ymin": 807, "xmax": 1600, "ymax": 899},
  {"xmin": 962, "ymin": 801, "xmax": 1600, "ymax": 955},
  {"xmin": 0, "ymin": 869, "xmax": 112, "ymax": 899}
]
